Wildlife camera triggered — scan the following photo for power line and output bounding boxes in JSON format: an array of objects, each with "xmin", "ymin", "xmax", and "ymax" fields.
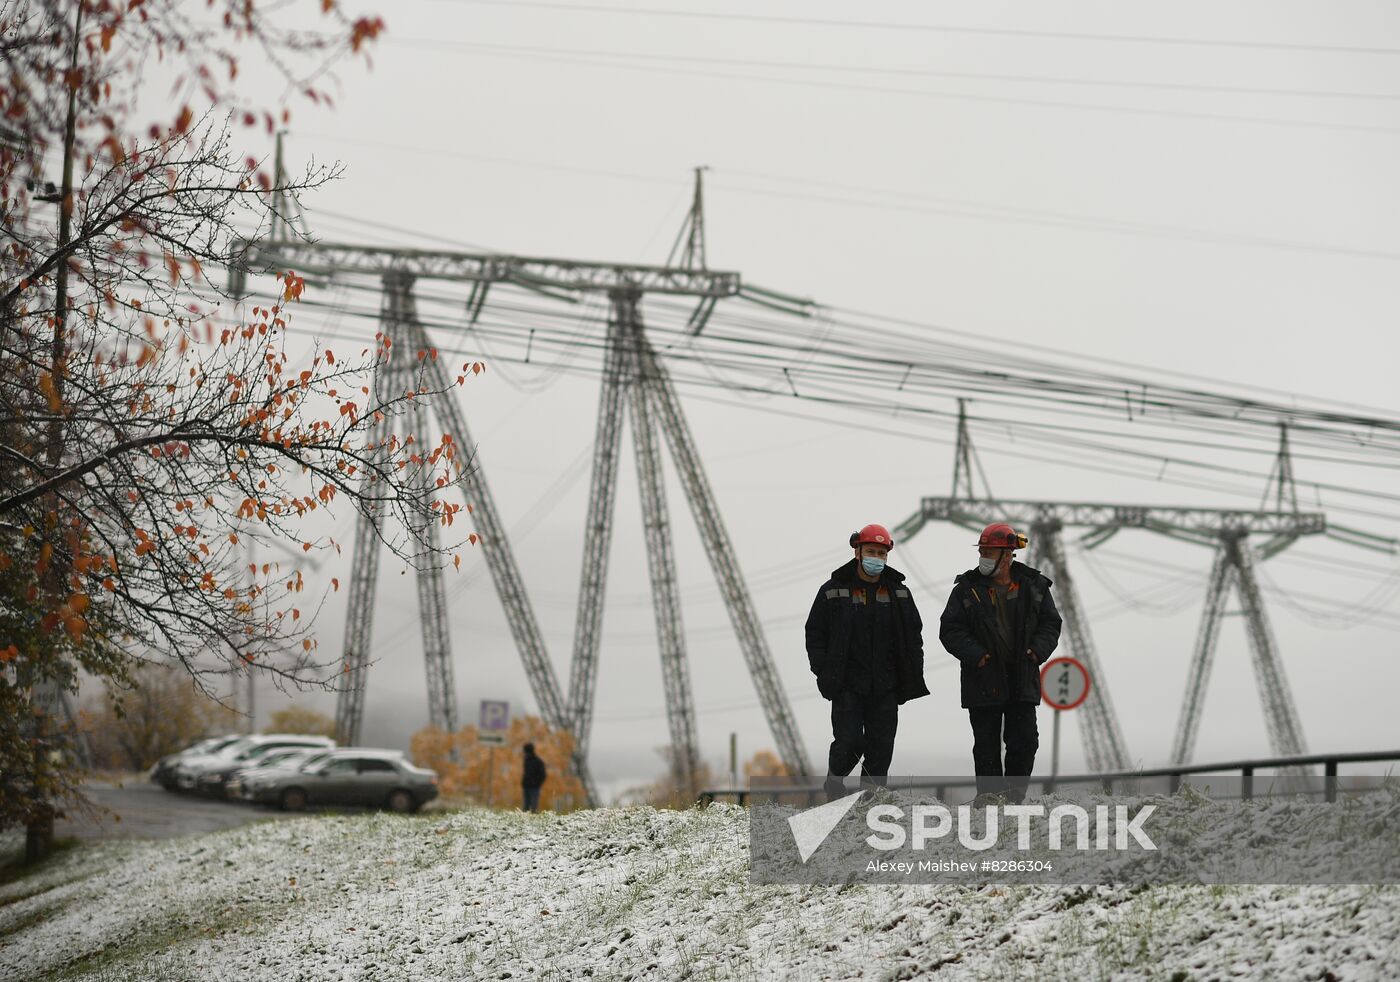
[
  {"xmin": 387, "ymin": 38, "xmax": 1400, "ymax": 103},
  {"xmin": 275, "ymin": 299, "xmax": 1400, "ymax": 529},
  {"xmin": 436, "ymin": 1, "xmax": 1400, "ymax": 58},
  {"xmin": 297, "ymin": 131, "xmax": 1400, "ymax": 264},
  {"xmin": 376, "ymin": 39, "xmax": 1400, "ymax": 137},
  {"xmin": 261, "ymin": 261, "xmax": 1400, "ymax": 476}
]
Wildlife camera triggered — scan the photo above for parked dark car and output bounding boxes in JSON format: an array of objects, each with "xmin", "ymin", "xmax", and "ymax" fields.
[
  {"xmin": 251, "ymin": 750, "xmax": 438, "ymax": 813},
  {"xmin": 150, "ymin": 734, "xmax": 243, "ymax": 789}
]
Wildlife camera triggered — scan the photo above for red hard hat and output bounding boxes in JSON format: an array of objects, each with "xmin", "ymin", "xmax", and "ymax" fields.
[
  {"xmin": 977, "ymin": 523, "xmax": 1027, "ymax": 550},
  {"xmin": 850, "ymin": 523, "xmax": 895, "ymax": 550}
]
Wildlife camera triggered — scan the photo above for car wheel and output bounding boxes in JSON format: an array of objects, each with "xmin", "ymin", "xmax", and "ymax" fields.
[
  {"xmin": 386, "ymin": 789, "xmax": 416, "ymax": 814},
  {"xmin": 280, "ymin": 787, "xmax": 308, "ymax": 812}
]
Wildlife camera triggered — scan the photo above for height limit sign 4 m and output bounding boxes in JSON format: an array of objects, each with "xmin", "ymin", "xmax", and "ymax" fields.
[
  {"xmin": 1041, "ymin": 656, "xmax": 1089, "ymax": 778},
  {"xmin": 1041, "ymin": 657, "xmax": 1091, "ymax": 711}
]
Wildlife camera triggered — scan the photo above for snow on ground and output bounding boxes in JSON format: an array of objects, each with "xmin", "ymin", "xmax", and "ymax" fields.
[{"xmin": 2, "ymin": 796, "xmax": 1399, "ymax": 981}]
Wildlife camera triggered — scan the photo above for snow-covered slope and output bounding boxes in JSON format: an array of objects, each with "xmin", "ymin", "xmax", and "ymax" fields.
[{"xmin": 2, "ymin": 802, "xmax": 1398, "ymax": 981}]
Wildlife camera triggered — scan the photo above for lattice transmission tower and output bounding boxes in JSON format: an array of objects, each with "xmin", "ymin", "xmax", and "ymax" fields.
[
  {"xmin": 899, "ymin": 493, "xmax": 1322, "ymax": 771},
  {"xmin": 232, "ymin": 170, "xmax": 814, "ymax": 801}
]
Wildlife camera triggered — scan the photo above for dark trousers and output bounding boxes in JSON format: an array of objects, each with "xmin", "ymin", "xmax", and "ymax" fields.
[
  {"xmin": 825, "ymin": 690, "xmax": 899, "ymax": 797},
  {"xmin": 967, "ymin": 702, "xmax": 1039, "ymax": 801},
  {"xmin": 522, "ymin": 786, "xmax": 541, "ymax": 812}
]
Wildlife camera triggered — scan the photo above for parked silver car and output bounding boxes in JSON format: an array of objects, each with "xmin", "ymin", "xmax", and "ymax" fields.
[
  {"xmin": 172, "ymin": 734, "xmax": 335, "ymax": 793},
  {"xmin": 229, "ymin": 747, "xmax": 340, "ymax": 801},
  {"xmin": 221, "ymin": 747, "xmax": 321, "ymax": 800},
  {"xmin": 250, "ymin": 749, "xmax": 438, "ymax": 813}
]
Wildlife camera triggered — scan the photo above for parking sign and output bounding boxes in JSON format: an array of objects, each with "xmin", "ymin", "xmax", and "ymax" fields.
[{"xmin": 479, "ymin": 700, "xmax": 510, "ymax": 745}]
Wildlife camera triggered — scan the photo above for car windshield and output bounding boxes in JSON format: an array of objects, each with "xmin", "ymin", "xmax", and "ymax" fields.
[
  {"xmin": 214, "ymin": 738, "xmax": 256, "ymax": 759},
  {"xmin": 255, "ymin": 750, "xmax": 308, "ymax": 769},
  {"xmin": 296, "ymin": 752, "xmax": 336, "ymax": 772}
]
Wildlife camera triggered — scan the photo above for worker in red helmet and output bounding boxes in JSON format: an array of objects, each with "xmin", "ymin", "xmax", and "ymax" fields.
[
  {"xmin": 805, "ymin": 523, "xmax": 930, "ymax": 801},
  {"xmin": 938, "ymin": 522, "xmax": 1063, "ymax": 804}
]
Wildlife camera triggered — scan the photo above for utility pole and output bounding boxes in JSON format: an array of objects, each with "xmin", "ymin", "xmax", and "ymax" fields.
[
  {"xmin": 729, "ymin": 731, "xmax": 738, "ymax": 790},
  {"xmin": 247, "ymin": 537, "xmax": 257, "ymax": 734}
]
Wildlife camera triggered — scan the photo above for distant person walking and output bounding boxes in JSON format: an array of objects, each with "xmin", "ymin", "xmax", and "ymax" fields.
[
  {"xmin": 805, "ymin": 523, "xmax": 930, "ymax": 800},
  {"xmin": 938, "ymin": 523, "xmax": 1063, "ymax": 803},
  {"xmin": 521, "ymin": 742, "xmax": 546, "ymax": 812}
]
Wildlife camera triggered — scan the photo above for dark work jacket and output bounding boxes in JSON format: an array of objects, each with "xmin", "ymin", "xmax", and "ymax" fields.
[
  {"xmin": 805, "ymin": 560, "xmax": 931, "ymax": 705},
  {"xmin": 938, "ymin": 561, "xmax": 1063, "ymax": 708},
  {"xmin": 522, "ymin": 752, "xmax": 547, "ymax": 789}
]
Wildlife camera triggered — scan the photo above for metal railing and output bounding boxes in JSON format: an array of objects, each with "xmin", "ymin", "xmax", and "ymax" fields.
[{"xmin": 698, "ymin": 749, "xmax": 1400, "ymax": 807}]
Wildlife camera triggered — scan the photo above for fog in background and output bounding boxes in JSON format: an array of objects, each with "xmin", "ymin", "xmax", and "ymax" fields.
[{"xmin": 201, "ymin": 1, "xmax": 1399, "ymax": 802}]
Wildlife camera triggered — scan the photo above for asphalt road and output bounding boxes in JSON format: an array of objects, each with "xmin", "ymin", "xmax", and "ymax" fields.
[{"xmin": 55, "ymin": 779, "xmax": 300, "ymax": 841}]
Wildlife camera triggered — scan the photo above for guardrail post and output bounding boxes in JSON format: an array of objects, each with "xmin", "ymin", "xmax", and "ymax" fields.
[
  {"xmin": 1241, "ymin": 766, "xmax": 1253, "ymax": 801},
  {"xmin": 1168, "ymin": 772, "xmax": 1180, "ymax": 795},
  {"xmin": 1325, "ymin": 760, "xmax": 1338, "ymax": 803}
]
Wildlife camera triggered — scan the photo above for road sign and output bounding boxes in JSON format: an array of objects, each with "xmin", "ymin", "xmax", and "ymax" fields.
[
  {"xmin": 1041, "ymin": 657, "xmax": 1091, "ymax": 711},
  {"xmin": 478, "ymin": 699, "xmax": 510, "ymax": 745},
  {"xmin": 480, "ymin": 699, "xmax": 510, "ymax": 730},
  {"xmin": 478, "ymin": 700, "xmax": 511, "ymax": 803}
]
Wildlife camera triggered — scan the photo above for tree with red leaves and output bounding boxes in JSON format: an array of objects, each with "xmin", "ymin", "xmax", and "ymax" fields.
[{"xmin": 0, "ymin": 1, "xmax": 476, "ymax": 863}]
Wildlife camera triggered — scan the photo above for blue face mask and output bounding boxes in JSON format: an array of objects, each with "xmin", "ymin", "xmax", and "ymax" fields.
[{"xmin": 861, "ymin": 557, "xmax": 886, "ymax": 577}]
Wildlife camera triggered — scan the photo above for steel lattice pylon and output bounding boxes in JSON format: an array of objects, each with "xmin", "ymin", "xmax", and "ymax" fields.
[
  {"xmin": 626, "ymin": 307, "xmax": 701, "ymax": 789},
  {"xmin": 898, "ymin": 494, "xmax": 1324, "ymax": 773},
  {"xmin": 408, "ymin": 318, "xmax": 585, "ymax": 788},
  {"xmin": 1032, "ymin": 522, "xmax": 1130, "ymax": 772},
  {"xmin": 564, "ymin": 289, "xmax": 811, "ymax": 792},
  {"xmin": 238, "ymin": 173, "xmax": 813, "ymax": 798},
  {"xmin": 334, "ymin": 273, "xmax": 589, "ymax": 790},
  {"xmin": 634, "ymin": 327, "xmax": 811, "ymax": 777},
  {"xmin": 335, "ymin": 274, "xmax": 460, "ymax": 741},
  {"xmin": 334, "ymin": 277, "xmax": 410, "ymax": 745},
  {"xmin": 1170, "ymin": 533, "xmax": 1308, "ymax": 768},
  {"xmin": 566, "ymin": 306, "xmax": 629, "ymax": 769}
]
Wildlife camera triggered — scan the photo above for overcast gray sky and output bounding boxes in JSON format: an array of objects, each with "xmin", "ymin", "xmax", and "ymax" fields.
[{"xmin": 221, "ymin": 1, "xmax": 1400, "ymax": 800}]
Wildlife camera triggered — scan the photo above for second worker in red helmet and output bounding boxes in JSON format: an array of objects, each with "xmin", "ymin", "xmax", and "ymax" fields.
[
  {"xmin": 938, "ymin": 523, "xmax": 1063, "ymax": 804},
  {"xmin": 805, "ymin": 523, "xmax": 931, "ymax": 801}
]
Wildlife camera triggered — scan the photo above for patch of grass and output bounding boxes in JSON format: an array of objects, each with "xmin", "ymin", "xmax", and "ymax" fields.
[
  {"xmin": 0, "ymin": 836, "xmax": 81, "ymax": 890},
  {"xmin": 30, "ymin": 895, "xmax": 285, "ymax": 982},
  {"xmin": 0, "ymin": 895, "xmax": 76, "ymax": 941}
]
